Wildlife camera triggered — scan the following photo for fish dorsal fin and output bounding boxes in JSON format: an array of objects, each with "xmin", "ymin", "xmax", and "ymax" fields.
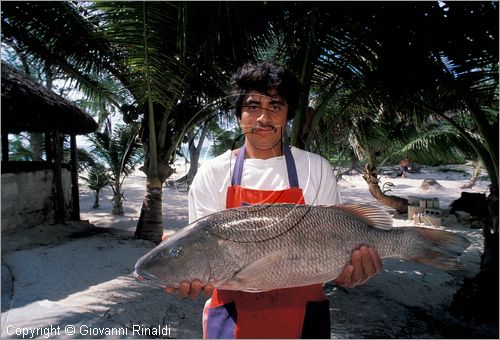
[{"xmin": 334, "ymin": 204, "xmax": 393, "ymax": 230}]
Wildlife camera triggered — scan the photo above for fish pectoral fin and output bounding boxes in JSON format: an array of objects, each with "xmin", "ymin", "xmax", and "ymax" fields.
[
  {"xmin": 334, "ymin": 204, "xmax": 393, "ymax": 230},
  {"xmin": 220, "ymin": 280, "xmax": 264, "ymax": 293},
  {"xmin": 231, "ymin": 253, "xmax": 284, "ymax": 287}
]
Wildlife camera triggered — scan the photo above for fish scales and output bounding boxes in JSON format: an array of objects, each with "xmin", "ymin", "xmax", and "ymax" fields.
[
  {"xmin": 209, "ymin": 206, "xmax": 346, "ymax": 288},
  {"xmin": 210, "ymin": 205, "xmax": 411, "ymax": 289},
  {"xmin": 135, "ymin": 204, "xmax": 471, "ymax": 292}
]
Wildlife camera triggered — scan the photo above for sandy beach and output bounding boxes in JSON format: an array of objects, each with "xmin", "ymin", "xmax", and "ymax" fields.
[{"xmin": 1, "ymin": 161, "xmax": 497, "ymax": 338}]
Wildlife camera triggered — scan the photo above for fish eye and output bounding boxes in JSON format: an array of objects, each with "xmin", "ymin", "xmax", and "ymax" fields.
[{"xmin": 169, "ymin": 246, "xmax": 184, "ymax": 259}]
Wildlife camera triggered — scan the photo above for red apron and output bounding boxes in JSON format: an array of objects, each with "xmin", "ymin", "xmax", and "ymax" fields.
[{"xmin": 202, "ymin": 145, "xmax": 331, "ymax": 339}]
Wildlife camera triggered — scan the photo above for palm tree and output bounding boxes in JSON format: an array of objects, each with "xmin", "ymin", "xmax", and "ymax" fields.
[
  {"xmin": 349, "ymin": 111, "xmax": 478, "ymax": 213},
  {"xmin": 90, "ymin": 2, "xmax": 277, "ymax": 242},
  {"xmin": 263, "ymin": 1, "xmax": 497, "ymax": 201},
  {"xmin": 82, "ymin": 163, "xmax": 110, "ymax": 209},
  {"xmin": 267, "ymin": 3, "xmax": 497, "ymax": 324},
  {"xmin": 1, "ymin": 2, "xmax": 125, "ymax": 107},
  {"xmin": 209, "ymin": 123, "xmax": 244, "ymax": 159},
  {"xmin": 3, "ymin": 2, "xmax": 496, "ymax": 243},
  {"xmin": 87, "ymin": 124, "xmax": 142, "ymax": 215},
  {"xmin": 2, "ymin": 1, "xmax": 257, "ymax": 241},
  {"xmin": 3, "ymin": 1, "xmax": 497, "ymax": 327}
]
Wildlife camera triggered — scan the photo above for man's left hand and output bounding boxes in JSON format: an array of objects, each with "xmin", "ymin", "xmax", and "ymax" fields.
[{"xmin": 334, "ymin": 246, "xmax": 382, "ymax": 288}]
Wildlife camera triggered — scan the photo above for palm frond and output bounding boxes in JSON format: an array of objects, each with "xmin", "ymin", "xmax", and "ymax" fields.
[
  {"xmin": 90, "ymin": 2, "xmax": 185, "ymax": 110},
  {"xmin": 1, "ymin": 2, "xmax": 125, "ymax": 106},
  {"xmin": 384, "ymin": 123, "xmax": 477, "ymax": 166}
]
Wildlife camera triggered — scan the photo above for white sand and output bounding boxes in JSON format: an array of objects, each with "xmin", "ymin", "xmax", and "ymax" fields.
[
  {"xmin": 1, "ymin": 162, "xmax": 494, "ymax": 338},
  {"xmin": 79, "ymin": 169, "xmax": 190, "ymax": 236}
]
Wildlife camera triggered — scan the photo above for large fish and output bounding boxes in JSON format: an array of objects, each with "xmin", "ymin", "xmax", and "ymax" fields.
[{"xmin": 134, "ymin": 203, "xmax": 470, "ymax": 292}]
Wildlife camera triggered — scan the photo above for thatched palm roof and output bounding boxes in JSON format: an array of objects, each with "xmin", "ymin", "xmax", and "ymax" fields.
[{"xmin": 1, "ymin": 61, "xmax": 98, "ymax": 134}]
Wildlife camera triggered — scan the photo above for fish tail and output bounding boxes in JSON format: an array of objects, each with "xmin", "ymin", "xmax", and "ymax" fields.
[{"xmin": 409, "ymin": 227, "xmax": 471, "ymax": 270}]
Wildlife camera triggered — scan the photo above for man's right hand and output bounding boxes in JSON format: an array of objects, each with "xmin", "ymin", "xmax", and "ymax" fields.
[{"xmin": 164, "ymin": 280, "xmax": 214, "ymax": 299}]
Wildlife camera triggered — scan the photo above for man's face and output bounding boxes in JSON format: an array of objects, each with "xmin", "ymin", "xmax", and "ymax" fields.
[{"xmin": 239, "ymin": 90, "xmax": 288, "ymax": 153}]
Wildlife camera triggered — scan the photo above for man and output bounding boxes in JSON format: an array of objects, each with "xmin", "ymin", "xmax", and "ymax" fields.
[{"xmin": 165, "ymin": 61, "xmax": 382, "ymax": 338}]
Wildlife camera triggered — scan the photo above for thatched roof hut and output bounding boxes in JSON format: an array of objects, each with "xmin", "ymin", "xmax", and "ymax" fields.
[
  {"xmin": 1, "ymin": 61, "xmax": 98, "ymax": 226},
  {"xmin": 1, "ymin": 61, "xmax": 97, "ymax": 134}
]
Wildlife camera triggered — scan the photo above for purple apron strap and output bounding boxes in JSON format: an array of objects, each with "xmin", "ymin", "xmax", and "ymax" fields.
[
  {"xmin": 231, "ymin": 145, "xmax": 246, "ymax": 186},
  {"xmin": 283, "ymin": 145, "xmax": 300, "ymax": 188},
  {"xmin": 231, "ymin": 144, "xmax": 299, "ymax": 188}
]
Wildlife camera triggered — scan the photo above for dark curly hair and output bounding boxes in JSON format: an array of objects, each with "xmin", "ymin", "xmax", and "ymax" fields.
[{"xmin": 229, "ymin": 60, "xmax": 302, "ymax": 121}]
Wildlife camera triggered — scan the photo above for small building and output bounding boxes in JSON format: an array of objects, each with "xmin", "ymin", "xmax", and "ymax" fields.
[{"xmin": 1, "ymin": 61, "xmax": 98, "ymax": 232}]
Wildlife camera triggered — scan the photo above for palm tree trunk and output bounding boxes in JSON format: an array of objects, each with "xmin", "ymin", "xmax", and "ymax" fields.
[
  {"xmin": 135, "ymin": 2, "xmax": 163, "ymax": 243},
  {"xmin": 460, "ymin": 161, "xmax": 482, "ymax": 189},
  {"xmin": 481, "ymin": 185, "xmax": 499, "ymax": 271},
  {"xmin": 52, "ymin": 130, "xmax": 66, "ymax": 223},
  {"xmin": 362, "ymin": 164, "xmax": 408, "ymax": 214},
  {"xmin": 172, "ymin": 124, "xmax": 209, "ymax": 186},
  {"xmin": 451, "ymin": 185, "xmax": 498, "ymax": 325},
  {"xmin": 290, "ymin": 12, "xmax": 318, "ymax": 148},
  {"xmin": 463, "ymin": 96, "xmax": 499, "ymax": 186},
  {"xmin": 93, "ymin": 189, "xmax": 100, "ymax": 209},
  {"xmin": 112, "ymin": 186, "xmax": 124, "ymax": 215},
  {"xmin": 135, "ymin": 186, "xmax": 163, "ymax": 243}
]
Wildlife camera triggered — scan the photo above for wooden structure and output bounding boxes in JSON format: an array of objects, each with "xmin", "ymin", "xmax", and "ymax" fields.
[{"xmin": 1, "ymin": 61, "xmax": 98, "ymax": 226}]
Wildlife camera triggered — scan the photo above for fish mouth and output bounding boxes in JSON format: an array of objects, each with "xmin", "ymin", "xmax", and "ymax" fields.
[{"xmin": 134, "ymin": 269, "xmax": 172, "ymax": 289}]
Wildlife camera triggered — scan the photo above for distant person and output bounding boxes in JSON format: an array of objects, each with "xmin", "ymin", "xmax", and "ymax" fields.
[{"xmin": 400, "ymin": 157, "xmax": 411, "ymax": 178}]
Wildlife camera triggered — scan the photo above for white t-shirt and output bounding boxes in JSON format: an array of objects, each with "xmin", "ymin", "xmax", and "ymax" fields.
[{"xmin": 188, "ymin": 146, "xmax": 343, "ymax": 222}]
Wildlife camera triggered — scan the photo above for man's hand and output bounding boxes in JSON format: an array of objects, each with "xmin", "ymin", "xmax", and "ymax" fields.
[
  {"xmin": 334, "ymin": 246, "xmax": 382, "ymax": 288},
  {"xmin": 164, "ymin": 280, "xmax": 214, "ymax": 299}
]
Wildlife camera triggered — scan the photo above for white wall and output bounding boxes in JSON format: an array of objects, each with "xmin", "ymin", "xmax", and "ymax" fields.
[{"xmin": 1, "ymin": 168, "xmax": 72, "ymax": 232}]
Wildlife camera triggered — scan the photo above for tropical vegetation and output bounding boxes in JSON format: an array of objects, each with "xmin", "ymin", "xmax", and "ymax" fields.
[
  {"xmin": 81, "ymin": 163, "xmax": 110, "ymax": 209},
  {"xmin": 86, "ymin": 123, "xmax": 143, "ymax": 215},
  {"xmin": 3, "ymin": 0, "xmax": 497, "ymax": 236},
  {"xmin": 1, "ymin": 2, "xmax": 498, "ymax": 326}
]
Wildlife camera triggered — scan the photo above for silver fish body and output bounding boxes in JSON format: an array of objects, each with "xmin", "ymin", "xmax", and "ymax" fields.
[{"xmin": 134, "ymin": 204, "xmax": 470, "ymax": 292}]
